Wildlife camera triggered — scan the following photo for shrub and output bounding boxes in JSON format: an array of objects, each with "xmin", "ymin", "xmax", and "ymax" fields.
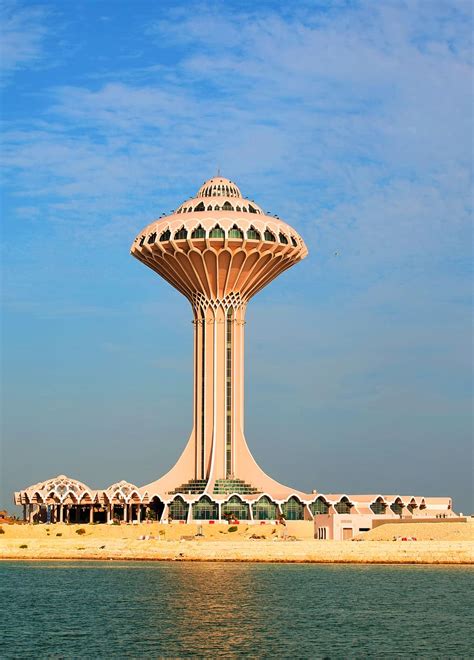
[
  {"xmin": 0, "ymin": 527, "xmax": 4, "ymax": 534},
  {"xmin": 76, "ymin": 528, "xmax": 86, "ymax": 535},
  {"xmin": 19, "ymin": 544, "xmax": 27, "ymax": 549},
  {"xmin": 228, "ymin": 526, "xmax": 238, "ymax": 533},
  {"xmin": 56, "ymin": 533, "xmax": 62, "ymax": 537}
]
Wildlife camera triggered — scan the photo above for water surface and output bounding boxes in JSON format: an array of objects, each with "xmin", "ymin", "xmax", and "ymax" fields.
[{"xmin": 2, "ymin": 562, "xmax": 472, "ymax": 658}]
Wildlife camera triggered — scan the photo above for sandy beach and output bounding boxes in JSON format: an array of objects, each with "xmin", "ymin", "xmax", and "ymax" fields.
[{"xmin": 1, "ymin": 521, "xmax": 472, "ymax": 564}]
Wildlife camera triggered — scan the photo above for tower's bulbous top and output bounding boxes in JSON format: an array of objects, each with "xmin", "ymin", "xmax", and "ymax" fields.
[
  {"xmin": 197, "ymin": 177, "xmax": 242, "ymax": 199},
  {"xmin": 131, "ymin": 175, "xmax": 308, "ymax": 304}
]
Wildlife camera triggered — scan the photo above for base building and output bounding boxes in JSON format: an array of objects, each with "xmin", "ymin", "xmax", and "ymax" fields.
[{"xmin": 13, "ymin": 176, "xmax": 456, "ymax": 530}]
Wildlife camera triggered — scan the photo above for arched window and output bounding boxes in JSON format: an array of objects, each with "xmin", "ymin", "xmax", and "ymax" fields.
[
  {"xmin": 174, "ymin": 227, "xmax": 188, "ymax": 240},
  {"xmin": 279, "ymin": 233, "xmax": 288, "ymax": 244},
  {"xmin": 222, "ymin": 201, "xmax": 233, "ymax": 211},
  {"xmin": 214, "ymin": 205, "xmax": 220, "ymax": 211},
  {"xmin": 390, "ymin": 499, "xmax": 404, "ymax": 515},
  {"xmin": 242, "ymin": 207, "xmax": 247, "ymax": 212},
  {"xmin": 407, "ymin": 500, "xmax": 417, "ymax": 514},
  {"xmin": 310, "ymin": 497, "xmax": 329, "ymax": 515},
  {"xmin": 159, "ymin": 229, "xmax": 171, "ymax": 242},
  {"xmin": 177, "ymin": 208, "xmax": 182, "ymax": 214},
  {"xmin": 291, "ymin": 236, "xmax": 298, "ymax": 247},
  {"xmin": 334, "ymin": 498, "xmax": 352, "ymax": 514},
  {"xmin": 149, "ymin": 496, "xmax": 164, "ymax": 522},
  {"xmin": 370, "ymin": 498, "xmax": 387, "ymax": 515},
  {"xmin": 207, "ymin": 205, "xmax": 213, "ymax": 211},
  {"xmin": 192, "ymin": 496, "xmax": 218, "ymax": 520},
  {"xmin": 168, "ymin": 496, "xmax": 189, "ymax": 521},
  {"xmin": 195, "ymin": 202, "xmax": 205, "ymax": 212},
  {"xmin": 281, "ymin": 496, "xmax": 304, "ymax": 520},
  {"xmin": 191, "ymin": 225, "xmax": 206, "ymax": 239},
  {"xmin": 247, "ymin": 226, "xmax": 260, "ymax": 240},
  {"xmin": 209, "ymin": 225, "xmax": 225, "ymax": 238},
  {"xmin": 248, "ymin": 204, "xmax": 257, "ymax": 214},
  {"xmin": 236, "ymin": 206, "xmax": 241, "ymax": 212},
  {"xmin": 264, "ymin": 229, "xmax": 276, "ymax": 242},
  {"xmin": 225, "ymin": 186, "xmax": 229, "ymax": 195},
  {"xmin": 221, "ymin": 496, "xmax": 250, "ymax": 521},
  {"xmin": 228, "ymin": 225, "xmax": 243, "ymax": 239},
  {"xmin": 139, "ymin": 235, "xmax": 145, "ymax": 247},
  {"xmin": 252, "ymin": 496, "xmax": 278, "ymax": 520},
  {"xmin": 147, "ymin": 232, "xmax": 156, "ymax": 244}
]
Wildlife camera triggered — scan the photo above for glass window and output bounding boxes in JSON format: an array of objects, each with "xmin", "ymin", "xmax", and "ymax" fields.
[
  {"xmin": 168, "ymin": 497, "xmax": 189, "ymax": 521},
  {"xmin": 191, "ymin": 225, "xmax": 206, "ymax": 239},
  {"xmin": 248, "ymin": 204, "xmax": 257, "ymax": 214},
  {"xmin": 174, "ymin": 227, "xmax": 188, "ymax": 240},
  {"xmin": 159, "ymin": 229, "xmax": 171, "ymax": 242},
  {"xmin": 390, "ymin": 501, "xmax": 404, "ymax": 515},
  {"xmin": 247, "ymin": 227, "xmax": 260, "ymax": 240},
  {"xmin": 335, "ymin": 498, "xmax": 352, "ymax": 514},
  {"xmin": 281, "ymin": 496, "xmax": 304, "ymax": 520},
  {"xmin": 221, "ymin": 496, "xmax": 249, "ymax": 521},
  {"xmin": 252, "ymin": 496, "xmax": 278, "ymax": 520},
  {"xmin": 291, "ymin": 236, "xmax": 298, "ymax": 247},
  {"xmin": 228, "ymin": 225, "xmax": 243, "ymax": 239},
  {"xmin": 279, "ymin": 233, "xmax": 288, "ymax": 245},
  {"xmin": 264, "ymin": 229, "xmax": 276, "ymax": 242},
  {"xmin": 192, "ymin": 496, "xmax": 218, "ymax": 520},
  {"xmin": 209, "ymin": 225, "xmax": 225, "ymax": 238},
  {"xmin": 195, "ymin": 202, "xmax": 205, "ymax": 212},
  {"xmin": 370, "ymin": 499, "xmax": 386, "ymax": 515},
  {"xmin": 223, "ymin": 202, "xmax": 233, "ymax": 211},
  {"xmin": 310, "ymin": 498, "xmax": 329, "ymax": 515}
]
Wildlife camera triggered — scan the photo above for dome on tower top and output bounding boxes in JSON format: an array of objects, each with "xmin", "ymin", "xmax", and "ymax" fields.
[{"xmin": 197, "ymin": 176, "xmax": 242, "ymax": 199}]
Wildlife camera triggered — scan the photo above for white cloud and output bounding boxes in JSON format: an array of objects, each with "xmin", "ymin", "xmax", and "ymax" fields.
[{"xmin": 0, "ymin": 1, "xmax": 49, "ymax": 78}]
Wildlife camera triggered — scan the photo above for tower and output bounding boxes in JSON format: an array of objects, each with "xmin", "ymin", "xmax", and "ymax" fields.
[{"xmin": 131, "ymin": 176, "xmax": 308, "ymax": 500}]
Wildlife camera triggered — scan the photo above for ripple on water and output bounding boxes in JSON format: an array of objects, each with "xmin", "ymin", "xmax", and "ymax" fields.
[{"xmin": 2, "ymin": 562, "xmax": 473, "ymax": 658}]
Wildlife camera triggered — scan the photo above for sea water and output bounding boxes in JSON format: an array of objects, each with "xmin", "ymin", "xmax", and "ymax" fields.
[{"xmin": 1, "ymin": 561, "xmax": 472, "ymax": 658}]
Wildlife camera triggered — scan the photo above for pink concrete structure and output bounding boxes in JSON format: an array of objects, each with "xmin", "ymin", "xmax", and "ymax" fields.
[
  {"xmin": 13, "ymin": 176, "xmax": 457, "ymax": 529},
  {"xmin": 130, "ymin": 176, "xmax": 309, "ymax": 501}
]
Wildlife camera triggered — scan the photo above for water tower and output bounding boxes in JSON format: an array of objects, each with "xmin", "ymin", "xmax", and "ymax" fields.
[{"xmin": 131, "ymin": 176, "xmax": 308, "ymax": 499}]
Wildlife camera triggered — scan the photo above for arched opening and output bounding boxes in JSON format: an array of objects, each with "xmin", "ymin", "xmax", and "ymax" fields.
[
  {"xmin": 168, "ymin": 496, "xmax": 189, "ymax": 521},
  {"xmin": 264, "ymin": 229, "xmax": 276, "ymax": 242},
  {"xmin": 192, "ymin": 496, "xmax": 218, "ymax": 520},
  {"xmin": 247, "ymin": 226, "xmax": 260, "ymax": 240},
  {"xmin": 214, "ymin": 205, "xmax": 220, "ymax": 211},
  {"xmin": 242, "ymin": 207, "xmax": 247, "ymax": 212},
  {"xmin": 191, "ymin": 225, "xmax": 206, "ymax": 239},
  {"xmin": 195, "ymin": 202, "xmax": 205, "ymax": 212},
  {"xmin": 221, "ymin": 496, "xmax": 250, "ymax": 521},
  {"xmin": 334, "ymin": 497, "xmax": 353, "ymax": 514},
  {"xmin": 370, "ymin": 498, "xmax": 387, "ymax": 515},
  {"xmin": 248, "ymin": 204, "xmax": 257, "ymax": 214},
  {"xmin": 236, "ymin": 206, "xmax": 241, "ymax": 212},
  {"xmin": 222, "ymin": 201, "xmax": 233, "ymax": 211},
  {"xmin": 279, "ymin": 232, "xmax": 288, "ymax": 244},
  {"xmin": 390, "ymin": 499, "xmax": 404, "ymax": 516},
  {"xmin": 291, "ymin": 236, "xmax": 298, "ymax": 247},
  {"xmin": 228, "ymin": 224, "xmax": 244, "ymax": 239},
  {"xmin": 252, "ymin": 496, "xmax": 278, "ymax": 520},
  {"xmin": 174, "ymin": 227, "xmax": 188, "ymax": 240},
  {"xmin": 160, "ymin": 229, "xmax": 171, "ymax": 242},
  {"xmin": 139, "ymin": 235, "xmax": 145, "ymax": 247},
  {"xmin": 209, "ymin": 225, "xmax": 225, "ymax": 238},
  {"xmin": 207, "ymin": 205, "xmax": 213, "ymax": 210},
  {"xmin": 407, "ymin": 499, "xmax": 417, "ymax": 514},
  {"xmin": 310, "ymin": 497, "xmax": 329, "ymax": 516},
  {"xmin": 147, "ymin": 232, "xmax": 156, "ymax": 244},
  {"xmin": 148, "ymin": 496, "xmax": 164, "ymax": 522},
  {"xmin": 281, "ymin": 496, "xmax": 304, "ymax": 520}
]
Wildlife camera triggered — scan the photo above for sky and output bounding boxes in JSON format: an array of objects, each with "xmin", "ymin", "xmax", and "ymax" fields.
[{"xmin": 1, "ymin": 0, "xmax": 472, "ymax": 512}]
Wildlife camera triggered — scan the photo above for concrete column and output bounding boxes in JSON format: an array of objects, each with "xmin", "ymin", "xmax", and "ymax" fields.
[
  {"xmin": 59, "ymin": 504, "xmax": 64, "ymax": 523},
  {"xmin": 23, "ymin": 504, "xmax": 27, "ymax": 522},
  {"xmin": 137, "ymin": 505, "xmax": 141, "ymax": 523},
  {"xmin": 28, "ymin": 504, "xmax": 33, "ymax": 523},
  {"xmin": 89, "ymin": 506, "xmax": 94, "ymax": 524}
]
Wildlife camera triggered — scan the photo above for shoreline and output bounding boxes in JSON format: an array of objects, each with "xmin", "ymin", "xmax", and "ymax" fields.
[{"xmin": 2, "ymin": 521, "xmax": 472, "ymax": 565}]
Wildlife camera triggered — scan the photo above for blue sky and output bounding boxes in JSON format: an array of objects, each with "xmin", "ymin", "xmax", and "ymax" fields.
[{"xmin": 1, "ymin": 0, "xmax": 472, "ymax": 512}]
